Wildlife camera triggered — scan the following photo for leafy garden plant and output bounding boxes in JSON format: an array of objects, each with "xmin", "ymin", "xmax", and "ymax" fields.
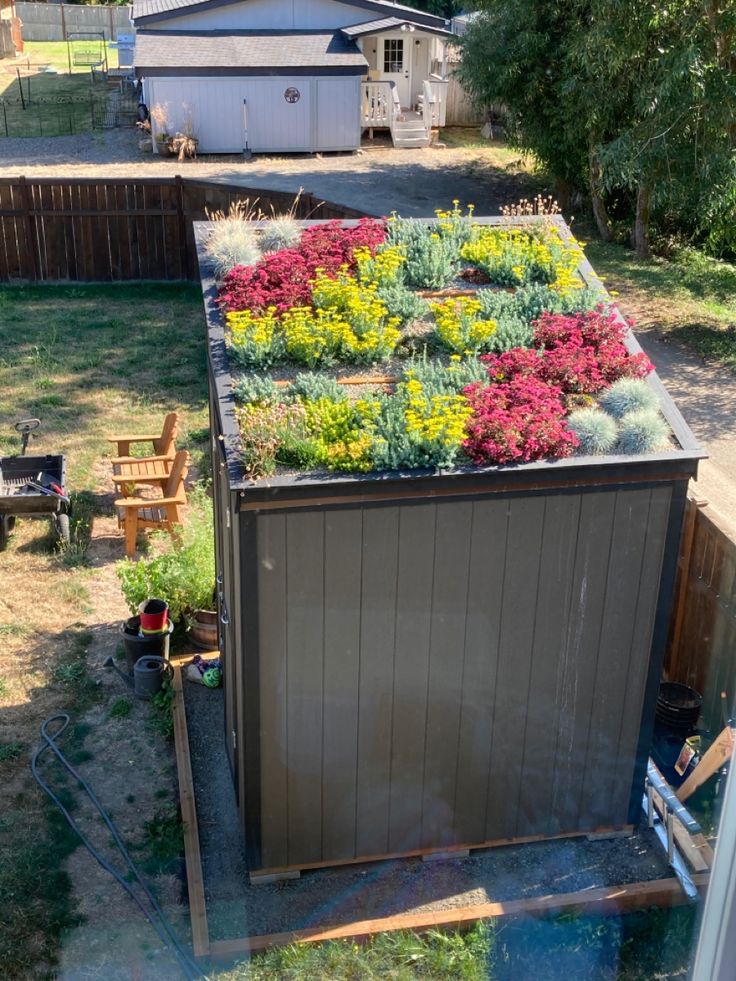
[{"xmin": 117, "ymin": 488, "xmax": 215, "ymax": 622}]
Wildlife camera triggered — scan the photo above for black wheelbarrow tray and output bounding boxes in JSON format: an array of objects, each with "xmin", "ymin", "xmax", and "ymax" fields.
[{"xmin": 0, "ymin": 454, "xmax": 70, "ymax": 549}]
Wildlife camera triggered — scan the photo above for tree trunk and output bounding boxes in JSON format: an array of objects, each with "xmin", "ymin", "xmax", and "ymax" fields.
[
  {"xmin": 589, "ymin": 150, "xmax": 613, "ymax": 242},
  {"xmin": 632, "ymin": 181, "xmax": 652, "ymax": 258}
]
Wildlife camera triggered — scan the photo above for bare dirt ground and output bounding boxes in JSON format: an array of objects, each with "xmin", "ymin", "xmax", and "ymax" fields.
[{"xmin": 0, "ymin": 126, "xmax": 542, "ymax": 217}]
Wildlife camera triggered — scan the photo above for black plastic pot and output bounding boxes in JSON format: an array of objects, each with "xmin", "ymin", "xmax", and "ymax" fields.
[
  {"xmin": 656, "ymin": 682, "xmax": 703, "ymax": 733},
  {"xmin": 121, "ymin": 616, "xmax": 172, "ymax": 675}
]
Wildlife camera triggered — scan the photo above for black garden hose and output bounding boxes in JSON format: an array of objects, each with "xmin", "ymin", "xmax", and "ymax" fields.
[{"xmin": 32, "ymin": 714, "xmax": 210, "ymax": 981}]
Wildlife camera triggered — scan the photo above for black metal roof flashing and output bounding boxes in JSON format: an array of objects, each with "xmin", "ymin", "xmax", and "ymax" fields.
[{"xmin": 194, "ymin": 216, "xmax": 705, "ymax": 507}]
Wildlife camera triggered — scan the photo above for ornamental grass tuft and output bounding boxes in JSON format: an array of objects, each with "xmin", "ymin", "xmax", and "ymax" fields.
[
  {"xmin": 204, "ymin": 221, "xmax": 261, "ymax": 278},
  {"xmin": 598, "ymin": 377, "xmax": 660, "ymax": 418},
  {"xmin": 616, "ymin": 409, "xmax": 671, "ymax": 455},
  {"xmin": 567, "ymin": 407, "xmax": 619, "ymax": 456}
]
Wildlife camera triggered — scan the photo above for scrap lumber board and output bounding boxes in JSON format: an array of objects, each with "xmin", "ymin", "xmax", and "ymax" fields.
[
  {"xmin": 172, "ymin": 663, "xmax": 210, "ymax": 958},
  {"xmin": 205, "ymin": 874, "xmax": 709, "ymax": 959}
]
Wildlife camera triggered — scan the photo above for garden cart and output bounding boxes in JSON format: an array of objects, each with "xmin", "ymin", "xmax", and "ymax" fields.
[{"xmin": 0, "ymin": 419, "xmax": 71, "ymax": 549}]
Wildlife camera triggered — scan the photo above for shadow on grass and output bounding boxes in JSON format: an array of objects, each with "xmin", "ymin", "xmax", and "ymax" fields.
[{"xmin": 0, "ymin": 283, "xmax": 209, "ymax": 485}]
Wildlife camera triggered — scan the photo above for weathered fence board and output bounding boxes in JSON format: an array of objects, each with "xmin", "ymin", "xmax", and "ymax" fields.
[
  {"xmin": 0, "ymin": 177, "xmax": 366, "ymax": 282},
  {"xmin": 15, "ymin": 3, "xmax": 133, "ymax": 43},
  {"xmin": 666, "ymin": 500, "xmax": 736, "ymax": 731}
]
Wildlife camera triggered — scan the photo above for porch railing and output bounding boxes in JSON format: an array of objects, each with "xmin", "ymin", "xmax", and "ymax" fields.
[
  {"xmin": 361, "ymin": 81, "xmax": 398, "ymax": 134},
  {"xmin": 421, "ymin": 78, "xmax": 449, "ymax": 130}
]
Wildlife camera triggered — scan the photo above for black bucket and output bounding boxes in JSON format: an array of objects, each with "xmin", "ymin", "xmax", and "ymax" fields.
[
  {"xmin": 656, "ymin": 682, "xmax": 703, "ymax": 733},
  {"xmin": 121, "ymin": 616, "xmax": 172, "ymax": 675}
]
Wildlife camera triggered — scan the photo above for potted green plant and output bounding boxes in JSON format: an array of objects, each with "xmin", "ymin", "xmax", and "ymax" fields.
[{"xmin": 117, "ymin": 488, "xmax": 216, "ymax": 649}]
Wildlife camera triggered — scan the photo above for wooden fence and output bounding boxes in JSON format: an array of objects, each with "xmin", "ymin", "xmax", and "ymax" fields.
[
  {"xmin": 15, "ymin": 2, "xmax": 133, "ymax": 43},
  {"xmin": 0, "ymin": 177, "xmax": 366, "ymax": 282},
  {"xmin": 666, "ymin": 499, "xmax": 736, "ymax": 731}
]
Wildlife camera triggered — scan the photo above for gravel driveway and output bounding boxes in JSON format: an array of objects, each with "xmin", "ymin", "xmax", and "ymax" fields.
[{"xmin": 0, "ymin": 127, "xmax": 540, "ymax": 217}]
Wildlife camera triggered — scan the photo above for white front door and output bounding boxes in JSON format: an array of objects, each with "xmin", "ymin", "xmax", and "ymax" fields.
[{"xmin": 380, "ymin": 35, "xmax": 411, "ymax": 108}]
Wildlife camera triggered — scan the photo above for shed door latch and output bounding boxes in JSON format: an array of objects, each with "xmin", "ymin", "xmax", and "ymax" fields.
[{"xmin": 232, "ymin": 729, "xmax": 237, "ymax": 751}]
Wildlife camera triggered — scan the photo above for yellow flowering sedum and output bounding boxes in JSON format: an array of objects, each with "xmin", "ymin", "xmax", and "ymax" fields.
[
  {"xmin": 430, "ymin": 297, "xmax": 497, "ymax": 354},
  {"xmin": 226, "ymin": 306, "xmax": 282, "ymax": 366},
  {"xmin": 403, "ymin": 376, "xmax": 472, "ymax": 450},
  {"xmin": 460, "ymin": 226, "xmax": 583, "ymax": 292}
]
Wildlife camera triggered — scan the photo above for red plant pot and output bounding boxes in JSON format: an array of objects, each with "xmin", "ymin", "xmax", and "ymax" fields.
[{"xmin": 138, "ymin": 599, "xmax": 169, "ymax": 632}]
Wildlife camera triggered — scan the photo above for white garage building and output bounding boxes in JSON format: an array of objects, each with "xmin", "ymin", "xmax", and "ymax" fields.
[{"xmin": 132, "ymin": 0, "xmax": 457, "ymax": 154}]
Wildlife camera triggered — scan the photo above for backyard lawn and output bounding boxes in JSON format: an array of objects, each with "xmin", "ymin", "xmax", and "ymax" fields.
[
  {"xmin": 0, "ymin": 41, "xmax": 113, "ymax": 137},
  {"xmin": 584, "ymin": 237, "xmax": 736, "ymax": 373},
  {"xmin": 0, "ymin": 249, "xmax": 721, "ymax": 977}
]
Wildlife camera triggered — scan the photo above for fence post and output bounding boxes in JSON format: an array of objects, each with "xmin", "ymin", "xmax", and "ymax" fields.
[
  {"xmin": 175, "ymin": 174, "xmax": 191, "ymax": 278},
  {"xmin": 18, "ymin": 176, "xmax": 40, "ymax": 281},
  {"xmin": 667, "ymin": 497, "xmax": 705, "ymax": 682}
]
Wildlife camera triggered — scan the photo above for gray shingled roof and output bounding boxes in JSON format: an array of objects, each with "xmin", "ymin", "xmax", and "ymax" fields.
[
  {"xmin": 341, "ymin": 17, "xmax": 453, "ymax": 38},
  {"xmin": 134, "ymin": 30, "xmax": 368, "ymax": 70},
  {"xmin": 132, "ymin": 0, "xmax": 447, "ymax": 29}
]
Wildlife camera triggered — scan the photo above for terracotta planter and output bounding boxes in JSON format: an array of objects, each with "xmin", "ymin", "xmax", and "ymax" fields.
[{"xmin": 190, "ymin": 609, "xmax": 218, "ymax": 651}]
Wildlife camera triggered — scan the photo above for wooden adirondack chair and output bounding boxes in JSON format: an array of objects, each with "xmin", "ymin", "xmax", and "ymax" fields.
[
  {"xmin": 107, "ymin": 412, "xmax": 179, "ymax": 460},
  {"xmin": 116, "ymin": 450, "xmax": 189, "ymax": 557}
]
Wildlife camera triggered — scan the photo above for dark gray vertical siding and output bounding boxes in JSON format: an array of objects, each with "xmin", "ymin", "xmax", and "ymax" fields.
[
  {"xmin": 420, "ymin": 502, "xmax": 474, "ymax": 849},
  {"xmin": 247, "ymin": 483, "xmax": 682, "ymax": 870},
  {"xmin": 516, "ymin": 494, "xmax": 581, "ymax": 838},
  {"xmin": 355, "ymin": 507, "xmax": 400, "ymax": 857},
  {"xmin": 322, "ymin": 510, "xmax": 362, "ymax": 861},
  {"xmin": 255, "ymin": 514, "xmax": 289, "ymax": 869},
  {"xmin": 388, "ymin": 504, "xmax": 436, "ymax": 853},
  {"xmin": 285, "ymin": 512, "xmax": 325, "ymax": 865},
  {"xmin": 580, "ymin": 488, "xmax": 653, "ymax": 827},
  {"xmin": 453, "ymin": 500, "xmax": 508, "ymax": 844},
  {"xmin": 484, "ymin": 497, "xmax": 546, "ymax": 840},
  {"xmin": 547, "ymin": 492, "xmax": 617, "ymax": 836},
  {"xmin": 610, "ymin": 484, "xmax": 672, "ymax": 817}
]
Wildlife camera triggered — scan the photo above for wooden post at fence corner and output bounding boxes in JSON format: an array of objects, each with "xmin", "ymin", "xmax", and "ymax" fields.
[
  {"xmin": 17, "ymin": 176, "xmax": 40, "ymax": 281},
  {"xmin": 667, "ymin": 496, "xmax": 706, "ymax": 683},
  {"xmin": 175, "ymin": 174, "xmax": 191, "ymax": 277}
]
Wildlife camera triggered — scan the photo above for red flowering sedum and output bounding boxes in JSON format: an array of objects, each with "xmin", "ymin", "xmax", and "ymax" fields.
[
  {"xmin": 219, "ymin": 219, "xmax": 387, "ymax": 314},
  {"xmin": 533, "ymin": 309, "xmax": 652, "ymax": 385},
  {"xmin": 463, "ymin": 376, "xmax": 579, "ymax": 465}
]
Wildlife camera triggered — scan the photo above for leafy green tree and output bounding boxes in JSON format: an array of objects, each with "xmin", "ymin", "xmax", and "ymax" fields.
[{"xmin": 459, "ymin": 0, "xmax": 736, "ymax": 257}]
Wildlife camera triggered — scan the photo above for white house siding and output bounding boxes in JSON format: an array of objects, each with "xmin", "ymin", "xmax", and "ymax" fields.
[
  {"xmin": 164, "ymin": 0, "xmax": 377, "ymax": 32},
  {"xmin": 145, "ymin": 75, "xmax": 360, "ymax": 153}
]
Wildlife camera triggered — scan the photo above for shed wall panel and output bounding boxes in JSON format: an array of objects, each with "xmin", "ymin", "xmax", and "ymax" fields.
[
  {"xmin": 285, "ymin": 512, "xmax": 325, "ymax": 865},
  {"xmin": 255, "ymin": 514, "xmax": 289, "ymax": 869},
  {"xmin": 547, "ymin": 492, "xmax": 617, "ymax": 835},
  {"xmin": 581, "ymin": 488, "xmax": 652, "ymax": 828},
  {"xmin": 355, "ymin": 507, "xmax": 400, "ymax": 856},
  {"xmin": 316, "ymin": 77, "xmax": 361, "ymax": 149},
  {"xmin": 322, "ymin": 510, "xmax": 363, "ymax": 861},
  {"xmin": 247, "ymin": 484, "xmax": 681, "ymax": 869},
  {"xmin": 420, "ymin": 501, "xmax": 474, "ymax": 849},
  {"xmin": 610, "ymin": 484, "xmax": 672, "ymax": 817},
  {"xmin": 146, "ymin": 77, "xmax": 246, "ymax": 153},
  {"xmin": 453, "ymin": 500, "xmax": 508, "ymax": 844},
  {"xmin": 387, "ymin": 504, "xmax": 436, "ymax": 853},
  {"xmin": 484, "ymin": 496, "xmax": 546, "ymax": 840},
  {"xmin": 516, "ymin": 493, "xmax": 581, "ymax": 838}
]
